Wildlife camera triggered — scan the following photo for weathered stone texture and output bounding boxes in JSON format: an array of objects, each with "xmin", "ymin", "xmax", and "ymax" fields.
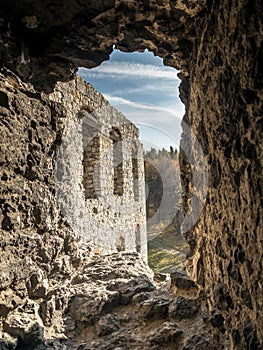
[
  {"xmin": 0, "ymin": 0, "xmax": 262, "ymax": 349},
  {"xmin": 0, "ymin": 0, "xmax": 205, "ymax": 91},
  {"xmin": 0, "ymin": 70, "xmax": 147, "ymax": 261},
  {"xmin": 180, "ymin": 2, "xmax": 263, "ymax": 348}
]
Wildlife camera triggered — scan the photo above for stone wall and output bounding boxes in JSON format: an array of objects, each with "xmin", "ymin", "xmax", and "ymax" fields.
[
  {"xmin": 51, "ymin": 76, "xmax": 147, "ymax": 260},
  {"xmin": 0, "ymin": 70, "xmax": 147, "ymax": 261},
  {"xmin": 180, "ymin": 2, "xmax": 263, "ymax": 348}
]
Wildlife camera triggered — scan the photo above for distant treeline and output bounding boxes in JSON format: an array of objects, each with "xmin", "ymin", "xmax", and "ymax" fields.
[
  {"xmin": 144, "ymin": 146, "xmax": 179, "ymax": 160},
  {"xmin": 144, "ymin": 146, "xmax": 181, "ymax": 225}
]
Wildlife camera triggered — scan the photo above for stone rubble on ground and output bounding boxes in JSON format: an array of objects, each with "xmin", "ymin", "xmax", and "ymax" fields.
[{"xmin": 0, "ymin": 233, "xmax": 218, "ymax": 349}]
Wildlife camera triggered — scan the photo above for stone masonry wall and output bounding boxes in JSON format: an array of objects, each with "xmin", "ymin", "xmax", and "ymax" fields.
[
  {"xmin": 0, "ymin": 68, "xmax": 151, "ymax": 348},
  {"xmin": 51, "ymin": 76, "xmax": 147, "ymax": 260},
  {"xmin": 0, "ymin": 70, "xmax": 147, "ymax": 263}
]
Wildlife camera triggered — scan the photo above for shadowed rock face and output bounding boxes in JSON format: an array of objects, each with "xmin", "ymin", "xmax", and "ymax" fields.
[
  {"xmin": 0, "ymin": 0, "xmax": 262, "ymax": 349},
  {"xmin": 0, "ymin": 0, "xmax": 205, "ymax": 91}
]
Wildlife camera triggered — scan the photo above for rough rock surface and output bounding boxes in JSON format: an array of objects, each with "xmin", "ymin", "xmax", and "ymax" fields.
[
  {"xmin": 0, "ymin": 69, "xmax": 147, "ymax": 258},
  {"xmin": 179, "ymin": 2, "xmax": 263, "ymax": 349},
  {"xmin": 0, "ymin": 0, "xmax": 205, "ymax": 91},
  {"xmin": 0, "ymin": 69, "xmax": 217, "ymax": 348},
  {"xmin": 0, "ymin": 234, "xmax": 217, "ymax": 349},
  {"xmin": 0, "ymin": 0, "xmax": 263, "ymax": 349}
]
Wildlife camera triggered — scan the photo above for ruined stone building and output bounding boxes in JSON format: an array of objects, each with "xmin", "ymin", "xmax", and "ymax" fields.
[
  {"xmin": 52, "ymin": 76, "xmax": 147, "ymax": 260},
  {"xmin": 0, "ymin": 0, "xmax": 262, "ymax": 349},
  {"xmin": 1, "ymin": 70, "xmax": 147, "ymax": 258}
]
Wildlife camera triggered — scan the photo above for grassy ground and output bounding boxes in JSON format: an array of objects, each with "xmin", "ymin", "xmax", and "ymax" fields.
[{"xmin": 147, "ymin": 225, "xmax": 189, "ymax": 273}]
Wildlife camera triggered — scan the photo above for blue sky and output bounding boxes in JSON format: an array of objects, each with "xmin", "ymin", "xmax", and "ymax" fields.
[{"xmin": 78, "ymin": 49, "xmax": 184, "ymax": 150}]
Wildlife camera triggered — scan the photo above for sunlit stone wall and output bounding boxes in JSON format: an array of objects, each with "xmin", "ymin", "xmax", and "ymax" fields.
[
  {"xmin": 0, "ymin": 71, "xmax": 147, "ymax": 262},
  {"xmin": 51, "ymin": 76, "xmax": 147, "ymax": 260}
]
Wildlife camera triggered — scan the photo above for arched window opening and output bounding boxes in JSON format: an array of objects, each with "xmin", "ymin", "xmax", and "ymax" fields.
[
  {"xmin": 110, "ymin": 127, "xmax": 124, "ymax": 196},
  {"xmin": 117, "ymin": 234, "xmax": 125, "ymax": 252},
  {"xmin": 78, "ymin": 48, "xmax": 186, "ymax": 272},
  {"xmin": 135, "ymin": 223, "xmax": 141, "ymax": 253},
  {"xmin": 131, "ymin": 142, "xmax": 139, "ymax": 202},
  {"xmin": 82, "ymin": 126, "xmax": 100, "ymax": 199}
]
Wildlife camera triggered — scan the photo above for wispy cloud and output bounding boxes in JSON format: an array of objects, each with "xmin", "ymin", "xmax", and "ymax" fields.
[
  {"xmin": 111, "ymin": 82, "xmax": 180, "ymax": 98},
  {"xmin": 136, "ymin": 123, "xmax": 182, "ymax": 150},
  {"xmin": 104, "ymin": 94, "xmax": 184, "ymax": 120},
  {"xmin": 79, "ymin": 62, "xmax": 179, "ymax": 81},
  {"xmin": 78, "ymin": 50, "xmax": 184, "ymax": 150}
]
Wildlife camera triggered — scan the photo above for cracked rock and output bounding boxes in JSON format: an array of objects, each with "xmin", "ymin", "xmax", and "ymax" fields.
[
  {"xmin": 169, "ymin": 296, "xmax": 200, "ymax": 320},
  {"xmin": 140, "ymin": 297, "xmax": 171, "ymax": 319},
  {"xmin": 170, "ymin": 271, "xmax": 197, "ymax": 290},
  {"xmin": 148, "ymin": 322, "xmax": 183, "ymax": 345},
  {"xmin": 182, "ymin": 334, "xmax": 212, "ymax": 350},
  {"xmin": 95, "ymin": 314, "xmax": 120, "ymax": 336},
  {"xmin": 26, "ymin": 270, "xmax": 49, "ymax": 299},
  {"xmin": 3, "ymin": 299, "xmax": 44, "ymax": 346},
  {"xmin": 68, "ymin": 291, "xmax": 108, "ymax": 323}
]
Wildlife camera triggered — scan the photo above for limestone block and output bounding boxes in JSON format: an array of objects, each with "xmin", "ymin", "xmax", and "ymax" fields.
[
  {"xmin": 68, "ymin": 291, "xmax": 108, "ymax": 323},
  {"xmin": 26, "ymin": 270, "xmax": 49, "ymax": 299},
  {"xmin": 140, "ymin": 297, "xmax": 171, "ymax": 319},
  {"xmin": 0, "ymin": 272, "xmax": 14, "ymax": 291},
  {"xmin": 4, "ymin": 299, "xmax": 44, "ymax": 346},
  {"xmin": 168, "ymin": 296, "xmax": 200, "ymax": 320},
  {"xmin": 95, "ymin": 314, "xmax": 120, "ymax": 336},
  {"xmin": 147, "ymin": 322, "xmax": 183, "ymax": 345},
  {"xmin": 170, "ymin": 271, "xmax": 197, "ymax": 290}
]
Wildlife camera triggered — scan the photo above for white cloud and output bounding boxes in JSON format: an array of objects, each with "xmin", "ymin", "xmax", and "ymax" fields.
[
  {"xmin": 78, "ymin": 56, "xmax": 185, "ymax": 149},
  {"xmin": 79, "ymin": 62, "xmax": 179, "ymax": 81},
  {"xmin": 112, "ymin": 82, "xmax": 180, "ymax": 98},
  {"xmin": 103, "ymin": 95, "xmax": 167, "ymax": 111},
  {"xmin": 104, "ymin": 94, "xmax": 184, "ymax": 120},
  {"xmin": 136, "ymin": 123, "xmax": 182, "ymax": 150},
  {"xmin": 104, "ymin": 93, "xmax": 184, "ymax": 148}
]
